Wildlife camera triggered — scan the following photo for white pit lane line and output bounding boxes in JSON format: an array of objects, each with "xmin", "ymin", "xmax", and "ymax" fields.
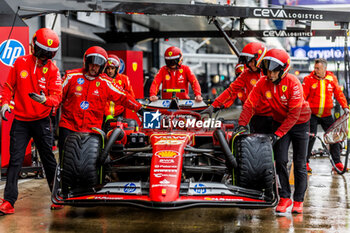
[{"xmin": 0, "ymin": 179, "xmax": 32, "ymax": 190}]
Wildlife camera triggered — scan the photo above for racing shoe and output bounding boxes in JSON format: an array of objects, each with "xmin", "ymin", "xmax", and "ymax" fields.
[
  {"xmin": 50, "ymin": 203, "xmax": 64, "ymax": 210},
  {"xmin": 333, "ymin": 162, "xmax": 345, "ymax": 172},
  {"xmin": 275, "ymin": 198, "xmax": 292, "ymax": 213},
  {"xmin": 306, "ymin": 163, "xmax": 312, "ymax": 173},
  {"xmin": 292, "ymin": 201, "xmax": 303, "ymax": 214},
  {"xmin": 0, "ymin": 199, "xmax": 14, "ymax": 215}
]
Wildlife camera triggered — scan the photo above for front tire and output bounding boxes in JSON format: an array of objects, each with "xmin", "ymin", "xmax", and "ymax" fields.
[
  {"xmin": 61, "ymin": 133, "xmax": 101, "ymax": 194},
  {"xmin": 235, "ymin": 134, "xmax": 275, "ymax": 194}
]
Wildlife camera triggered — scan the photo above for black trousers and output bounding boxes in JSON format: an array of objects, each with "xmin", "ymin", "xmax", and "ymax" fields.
[
  {"xmin": 250, "ymin": 115, "xmax": 273, "ymax": 134},
  {"xmin": 307, "ymin": 114, "xmax": 341, "ymax": 163},
  {"xmin": 4, "ymin": 117, "xmax": 57, "ymax": 206},
  {"xmin": 273, "ymin": 121, "xmax": 310, "ymax": 202},
  {"xmin": 58, "ymin": 127, "xmax": 75, "ymax": 163}
]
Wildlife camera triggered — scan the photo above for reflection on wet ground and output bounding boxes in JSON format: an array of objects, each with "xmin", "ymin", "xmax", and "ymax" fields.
[{"xmin": 1, "ymin": 156, "xmax": 350, "ymax": 233}]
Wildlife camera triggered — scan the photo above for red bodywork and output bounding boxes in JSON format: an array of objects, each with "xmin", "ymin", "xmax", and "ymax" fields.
[{"xmin": 52, "ymin": 100, "xmax": 277, "ymax": 209}]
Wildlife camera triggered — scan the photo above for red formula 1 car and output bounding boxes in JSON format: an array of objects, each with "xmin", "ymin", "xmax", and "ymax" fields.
[{"xmin": 52, "ymin": 94, "xmax": 278, "ymax": 209}]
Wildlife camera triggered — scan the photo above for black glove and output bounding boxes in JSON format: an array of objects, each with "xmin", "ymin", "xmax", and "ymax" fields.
[
  {"xmin": 137, "ymin": 106, "xmax": 145, "ymax": 117},
  {"xmin": 200, "ymin": 105, "xmax": 220, "ymax": 117},
  {"xmin": 269, "ymin": 134, "xmax": 280, "ymax": 146},
  {"xmin": 1, "ymin": 104, "xmax": 11, "ymax": 121},
  {"xmin": 29, "ymin": 90, "xmax": 46, "ymax": 104},
  {"xmin": 233, "ymin": 125, "xmax": 248, "ymax": 134}
]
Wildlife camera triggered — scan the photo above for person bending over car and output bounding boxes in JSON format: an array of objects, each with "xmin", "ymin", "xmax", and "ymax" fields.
[
  {"xmin": 202, "ymin": 42, "xmax": 273, "ymax": 134},
  {"xmin": 0, "ymin": 28, "xmax": 62, "ymax": 214},
  {"xmin": 302, "ymin": 58, "xmax": 349, "ymax": 173},
  {"xmin": 58, "ymin": 46, "xmax": 142, "ymax": 161},
  {"xmin": 149, "ymin": 46, "xmax": 202, "ymax": 102},
  {"xmin": 237, "ymin": 49, "xmax": 311, "ymax": 214},
  {"xmin": 104, "ymin": 54, "xmax": 135, "ymax": 119}
]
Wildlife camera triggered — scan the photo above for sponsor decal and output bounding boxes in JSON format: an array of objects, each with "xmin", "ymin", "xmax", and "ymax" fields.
[
  {"xmin": 93, "ymin": 89, "xmax": 99, "ymax": 96},
  {"xmin": 165, "ymin": 74, "xmax": 170, "ymax": 81},
  {"xmin": 312, "ymin": 83, "xmax": 317, "ymax": 89},
  {"xmin": 265, "ymin": 90, "xmax": 272, "ymax": 99},
  {"xmin": 47, "ymin": 39, "xmax": 53, "ymax": 46},
  {"xmin": 154, "ymin": 173, "xmax": 177, "ymax": 178},
  {"xmin": 159, "ymin": 179, "xmax": 170, "ymax": 184},
  {"xmin": 76, "ymin": 85, "xmax": 83, "ymax": 92},
  {"xmin": 253, "ymin": 8, "xmax": 323, "ymax": 20},
  {"xmin": 143, "ymin": 110, "xmax": 161, "ymax": 129},
  {"xmin": 0, "ymin": 39, "xmax": 25, "ymax": 66},
  {"xmin": 194, "ymin": 184, "xmax": 207, "ymax": 194},
  {"xmin": 154, "ymin": 169, "xmax": 177, "ymax": 173},
  {"xmin": 108, "ymin": 60, "xmax": 113, "ymax": 65},
  {"xmin": 96, "ymin": 81, "xmax": 100, "ymax": 87},
  {"xmin": 20, "ymin": 70, "xmax": 28, "ymax": 79},
  {"xmin": 155, "ymin": 140, "xmax": 183, "ymax": 145},
  {"xmin": 263, "ymin": 30, "xmax": 312, "ymax": 37},
  {"xmin": 168, "ymin": 51, "xmax": 172, "ymax": 56},
  {"xmin": 162, "ymin": 189, "xmax": 166, "ymax": 194},
  {"xmin": 162, "ymin": 100, "xmax": 171, "ymax": 107},
  {"xmin": 77, "ymin": 78, "xmax": 85, "ymax": 85},
  {"xmin": 159, "ymin": 158, "xmax": 175, "ymax": 164},
  {"xmin": 250, "ymin": 79, "xmax": 257, "ymax": 86},
  {"xmin": 151, "ymin": 184, "xmax": 177, "ymax": 188},
  {"xmin": 123, "ymin": 183, "xmax": 136, "ymax": 193},
  {"xmin": 155, "ymin": 150, "xmax": 179, "ymax": 158},
  {"xmin": 238, "ymin": 92, "xmax": 243, "ymax": 98},
  {"xmin": 184, "ymin": 100, "xmax": 193, "ymax": 106},
  {"xmin": 39, "ymin": 77, "xmax": 46, "ymax": 84},
  {"xmin": 282, "ymin": 85, "xmax": 287, "ymax": 92},
  {"xmin": 119, "ymin": 58, "xmax": 125, "ymax": 74},
  {"xmin": 118, "ymin": 80, "xmax": 122, "ymax": 85},
  {"xmin": 80, "ymin": 101, "xmax": 89, "ymax": 110},
  {"xmin": 132, "ymin": 62, "xmax": 137, "ymax": 72},
  {"xmin": 43, "ymin": 67, "xmax": 48, "ymax": 74},
  {"xmin": 179, "ymin": 69, "xmax": 183, "ymax": 73}
]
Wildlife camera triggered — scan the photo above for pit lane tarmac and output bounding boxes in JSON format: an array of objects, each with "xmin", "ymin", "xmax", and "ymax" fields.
[{"xmin": 0, "ymin": 156, "xmax": 350, "ymax": 233}]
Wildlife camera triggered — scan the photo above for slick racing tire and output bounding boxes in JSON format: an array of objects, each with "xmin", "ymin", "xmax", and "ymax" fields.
[
  {"xmin": 235, "ymin": 134, "xmax": 275, "ymax": 193},
  {"xmin": 61, "ymin": 133, "xmax": 100, "ymax": 194}
]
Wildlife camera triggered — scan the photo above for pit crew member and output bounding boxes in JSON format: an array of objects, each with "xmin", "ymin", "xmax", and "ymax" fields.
[
  {"xmin": 237, "ymin": 49, "xmax": 311, "ymax": 214},
  {"xmin": 0, "ymin": 28, "xmax": 62, "ymax": 214},
  {"xmin": 203, "ymin": 42, "xmax": 272, "ymax": 133},
  {"xmin": 104, "ymin": 54, "xmax": 135, "ymax": 119},
  {"xmin": 149, "ymin": 46, "xmax": 202, "ymax": 101},
  {"xmin": 59, "ymin": 46, "xmax": 142, "ymax": 159},
  {"xmin": 303, "ymin": 58, "xmax": 349, "ymax": 172}
]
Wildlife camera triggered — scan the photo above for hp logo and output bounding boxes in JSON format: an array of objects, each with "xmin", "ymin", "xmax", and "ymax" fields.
[
  {"xmin": 119, "ymin": 58, "xmax": 125, "ymax": 74},
  {"xmin": 0, "ymin": 39, "xmax": 25, "ymax": 66},
  {"xmin": 80, "ymin": 101, "xmax": 89, "ymax": 110}
]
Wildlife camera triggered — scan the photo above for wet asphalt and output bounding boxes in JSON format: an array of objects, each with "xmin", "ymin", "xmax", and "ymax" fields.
[{"xmin": 1, "ymin": 156, "xmax": 350, "ymax": 233}]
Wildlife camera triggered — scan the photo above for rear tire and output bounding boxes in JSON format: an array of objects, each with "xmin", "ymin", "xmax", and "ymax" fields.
[
  {"xmin": 235, "ymin": 134, "xmax": 275, "ymax": 194},
  {"xmin": 61, "ymin": 133, "xmax": 100, "ymax": 194}
]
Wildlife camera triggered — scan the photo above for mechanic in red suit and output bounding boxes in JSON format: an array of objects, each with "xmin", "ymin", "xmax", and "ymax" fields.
[
  {"xmin": 149, "ymin": 46, "xmax": 202, "ymax": 101},
  {"xmin": 203, "ymin": 42, "xmax": 273, "ymax": 133},
  {"xmin": 104, "ymin": 54, "xmax": 135, "ymax": 119},
  {"xmin": 303, "ymin": 58, "xmax": 349, "ymax": 172},
  {"xmin": 237, "ymin": 49, "xmax": 311, "ymax": 214},
  {"xmin": 59, "ymin": 46, "xmax": 142, "ymax": 160},
  {"xmin": 0, "ymin": 28, "xmax": 62, "ymax": 214}
]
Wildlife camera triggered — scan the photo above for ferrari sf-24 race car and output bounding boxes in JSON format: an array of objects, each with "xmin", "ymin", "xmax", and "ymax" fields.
[{"xmin": 52, "ymin": 94, "xmax": 278, "ymax": 209}]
